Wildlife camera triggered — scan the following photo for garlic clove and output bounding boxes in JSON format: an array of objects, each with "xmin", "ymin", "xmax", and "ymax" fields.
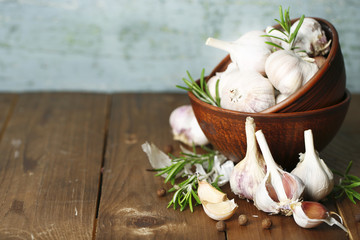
[
  {"xmin": 169, "ymin": 105, "xmax": 209, "ymax": 146},
  {"xmin": 220, "ymin": 70, "xmax": 275, "ymax": 113},
  {"xmin": 202, "ymin": 199, "xmax": 238, "ymax": 221},
  {"xmin": 230, "ymin": 117, "xmax": 266, "ymax": 200},
  {"xmin": 197, "ymin": 180, "xmax": 227, "ymax": 203},
  {"xmin": 291, "ymin": 129, "xmax": 334, "ymax": 201},
  {"xmin": 291, "ymin": 201, "xmax": 348, "ymax": 232},
  {"xmin": 253, "ymin": 130, "xmax": 305, "ymax": 216}
]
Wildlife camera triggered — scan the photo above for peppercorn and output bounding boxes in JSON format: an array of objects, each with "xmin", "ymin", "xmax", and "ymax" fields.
[
  {"xmin": 355, "ymin": 214, "xmax": 360, "ymax": 222},
  {"xmin": 216, "ymin": 220, "xmax": 226, "ymax": 232},
  {"xmin": 238, "ymin": 214, "xmax": 248, "ymax": 226},
  {"xmin": 262, "ymin": 218, "xmax": 272, "ymax": 229},
  {"xmin": 157, "ymin": 187, "xmax": 166, "ymax": 197}
]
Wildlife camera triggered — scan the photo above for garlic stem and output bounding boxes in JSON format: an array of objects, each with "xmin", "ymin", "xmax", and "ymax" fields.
[
  {"xmin": 206, "ymin": 38, "xmax": 232, "ymax": 53},
  {"xmin": 255, "ymin": 130, "xmax": 288, "ymax": 201},
  {"xmin": 304, "ymin": 129, "xmax": 316, "ymax": 156}
]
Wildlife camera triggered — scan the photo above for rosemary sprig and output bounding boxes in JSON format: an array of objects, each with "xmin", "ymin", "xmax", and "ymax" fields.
[
  {"xmin": 177, "ymin": 68, "xmax": 221, "ymax": 107},
  {"xmin": 331, "ymin": 161, "xmax": 360, "ymax": 204},
  {"xmin": 262, "ymin": 6, "xmax": 305, "ymax": 51},
  {"xmin": 153, "ymin": 145, "xmax": 221, "ymax": 212}
]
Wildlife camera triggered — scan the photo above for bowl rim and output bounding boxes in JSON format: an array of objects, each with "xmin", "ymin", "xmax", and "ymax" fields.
[
  {"xmin": 188, "ymin": 89, "xmax": 350, "ymax": 118},
  {"xmin": 206, "ymin": 17, "xmax": 340, "ymax": 114}
]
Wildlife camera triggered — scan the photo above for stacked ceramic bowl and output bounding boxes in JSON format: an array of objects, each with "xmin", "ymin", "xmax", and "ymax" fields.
[{"xmin": 189, "ymin": 18, "xmax": 350, "ymax": 170}]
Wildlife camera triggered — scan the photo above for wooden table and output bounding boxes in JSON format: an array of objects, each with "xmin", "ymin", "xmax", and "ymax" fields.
[{"xmin": 0, "ymin": 92, "xmax": 358, "ymax": 239}]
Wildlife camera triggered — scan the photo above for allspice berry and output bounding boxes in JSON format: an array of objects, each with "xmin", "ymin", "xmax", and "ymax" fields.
[
  {"xmin": 238, "ymin": 214, "xmax": 248, "ymax": 226},
  {"xmin": 355, "ymin": 214, "xmax": 360, "ymax": 222},
  {"xmin": 157, "ymin": 187, "xmax": 166, "ymax": 197},
  {"xmin": 216, "ymin": 220, "xmax": 226, "ymax": 232},
  {"xmin": 262, "ymin": 218, "xmax": 272, "ymax": 229}
]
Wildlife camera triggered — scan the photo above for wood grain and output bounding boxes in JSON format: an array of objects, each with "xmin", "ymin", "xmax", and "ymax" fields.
[
  {"xmin": 0, "ymin": 94, "xmax": 17, "ymax": 140},
  {"xmin": 0, "ymin": 93, "xmax": 108, "ymax": 239},
  {"xmin": 95, "ymin": 93, "xmax": 225, "ymax": 240},
  {"xmin": 322, "ymin": 94, "xmax": 360, "ymax": 240}
]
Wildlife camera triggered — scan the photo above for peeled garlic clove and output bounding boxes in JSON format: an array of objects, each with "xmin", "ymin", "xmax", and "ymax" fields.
[
  {"xmin": 206, "ymin": 31, "xmax": 272, "ymax": 75},
  {"xmin": 254, "ymin": 130, "xmax": 305, "ymax": 216},
  {"xmin": 169, "ymin": 105, "xmax": 209, "ymax": 146},
  {"xmin": 220, "ymin": 70, "xmax": 275, "ymax": 113},
  {"xmin": 230, "ymin": 117, "xmax": 266, "ymax": 200},
  {"xmin": 291, "ymin": 201, "xmax": 348, "ymax": 232},
  {"xmin": 291, "ymin": 130, "xmax": 334, "ymax": 201},
  {"xmin": 202, "ymin": 199, "xmax": 238, "ymax": 221},
  {"xmin": 265, "ymin": 50, "xmax": 318, "ymax": 96},
  {"xmin": 197, "ymin": 180, "xmax": 227, "ymax": 203},
  {"xmin": 291, "ymin": 18, "xmax": 331, "ymax": 57}
]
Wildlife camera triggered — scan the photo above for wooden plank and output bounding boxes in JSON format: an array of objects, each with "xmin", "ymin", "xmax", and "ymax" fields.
[
  {"xmin": 0, "ymin": 94, "xmax": 17, "ymax": 140},
  {"xmin": 322, "ymin": 94, "xmax": 360, "ymax": 240},
  {"xmin": 0, "ymin": 93, "xmax": 108, "ymax": 239},
  {"xmin": 96, "ymin": 93, "xmax": 225, "ymax": 240}
]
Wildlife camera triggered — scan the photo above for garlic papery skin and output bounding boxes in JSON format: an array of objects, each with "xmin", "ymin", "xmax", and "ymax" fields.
[
  {"xmin": 206, "ymin": 31, "xmax": 272, "ymax": 75},
  {"xmin": 291, "ymin": 201, "xmax": 348, "ymax": 232},
  {"xmin": 291, "ymin": 18, "xmax": 332, "ymax": 57},
  {"xmin": 291, "ymin": 129, "xmax": 334, "ymax": 201},
  {"xmin": 265, "ymin": 50, "xmax": 318, "ymax": 96},
  {"xmin": 220, "ymin": 69, "xmax": 275, "ymax": 113},
  {"xmin": 254, "ymin": 130, "xmax": 305, "ymax": 216},
  {"xmin": 169, "ymin": 105, "xmax": 209, "ymax": 146},
  {"xmin": 230, "ymin": 117, "xmax": 266, "ymax": 200}
]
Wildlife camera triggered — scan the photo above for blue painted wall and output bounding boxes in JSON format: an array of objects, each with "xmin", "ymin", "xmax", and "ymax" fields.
[{"xmin": 0, "ymin": 0, "xmax": 359, "ymax": 92}]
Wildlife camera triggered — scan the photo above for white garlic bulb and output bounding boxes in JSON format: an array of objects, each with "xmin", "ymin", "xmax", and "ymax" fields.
[
  {"xmin": 169, "ymin": 105, "xmax": 209, "ymax": 146},
  {"xmin": 291, "ymin": 201, "xmax": 347, "ymax": 232},
  {"xmin": 206, "ymin": 31, "xmax": 272, "ymax": 75},
  {"xmin": 291, "ymin": 18, "xmax": 332, "ymax": 57},
  {"xmin": 220, "ymin": 69, "xmax": 275, "ymax": 113},
  {"xmin": 291, "ymin": 129, "xmax": 334, "ymax": 201},
  {"xmin": 207, "ymin": 62, "xmax": 238, "ymax": 99},
  {"xmin": 265, "ymin": 50, "xmax": 319, "ymax": 96},
  {"xmin": 254, "ymin": 130, "xmax": 305, "ymax": 216},
  {"xmin": 230, "ymin": 117, "xmax": 266, "ymax": 200}
]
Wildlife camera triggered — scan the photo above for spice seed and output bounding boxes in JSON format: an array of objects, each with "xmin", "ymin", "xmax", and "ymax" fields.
[
  {"xmin": 238, "ymin": 214, "xmax": 248, "ymax": 226},
  {"xmin": 355, "ymin": 214, "xmax": 360, "ymax": 222},
  {"xmin": 262, "ymin": 218, "xmax": 272, "ymax": 229},
  {"xmin": 157, "ymin": 187, "xmax": 166, "ymax": 197},
  {"xmin": 216, "ymin": 220, "xmax": 226, "ymax": 232}
]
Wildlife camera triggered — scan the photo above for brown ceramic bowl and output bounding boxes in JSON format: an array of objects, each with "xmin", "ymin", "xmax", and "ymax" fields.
[
  {"xmin": 207, "ymin": 17, "xmax": 346, "ymax": 113},
  {"xmin": 189, "ymin": 89, "xmax": 351, "ymax": 170}
]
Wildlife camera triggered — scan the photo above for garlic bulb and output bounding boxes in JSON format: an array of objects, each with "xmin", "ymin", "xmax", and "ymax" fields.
[
  {"xmin": 291, "ymin": 18, "xmax": 332, "ymax": 57},
  {"xmin": 291, "ymin": 201, "xmax": 347, "ymax": 232},
  {"xmin": 230, "ymin": 117, "xmax": 266, "ymax": 200},
  {"xmin": 291, "ymin": 129, "xmax": 334, "ymax": 201},
  {"xmin": 254, "ymin": 130, "xmax": 305, "ymax": 216},
  {"xmin": 207, "ymin": 62, "xmax": 238, "ymax": 99},
  {"xmin": 220, "ymin": 69, "xmax": 275, "ymax": 113},
  {"xmin": 265, "ymin": 50, "xmax": 319, "ymax": 96},
  {"xmin": 169, "ymin": 105, "xmax": 209, "ymax": 146},
  {"xmin": 206, "ymin": 31, "xmax": 272, "ymax": 75}
]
